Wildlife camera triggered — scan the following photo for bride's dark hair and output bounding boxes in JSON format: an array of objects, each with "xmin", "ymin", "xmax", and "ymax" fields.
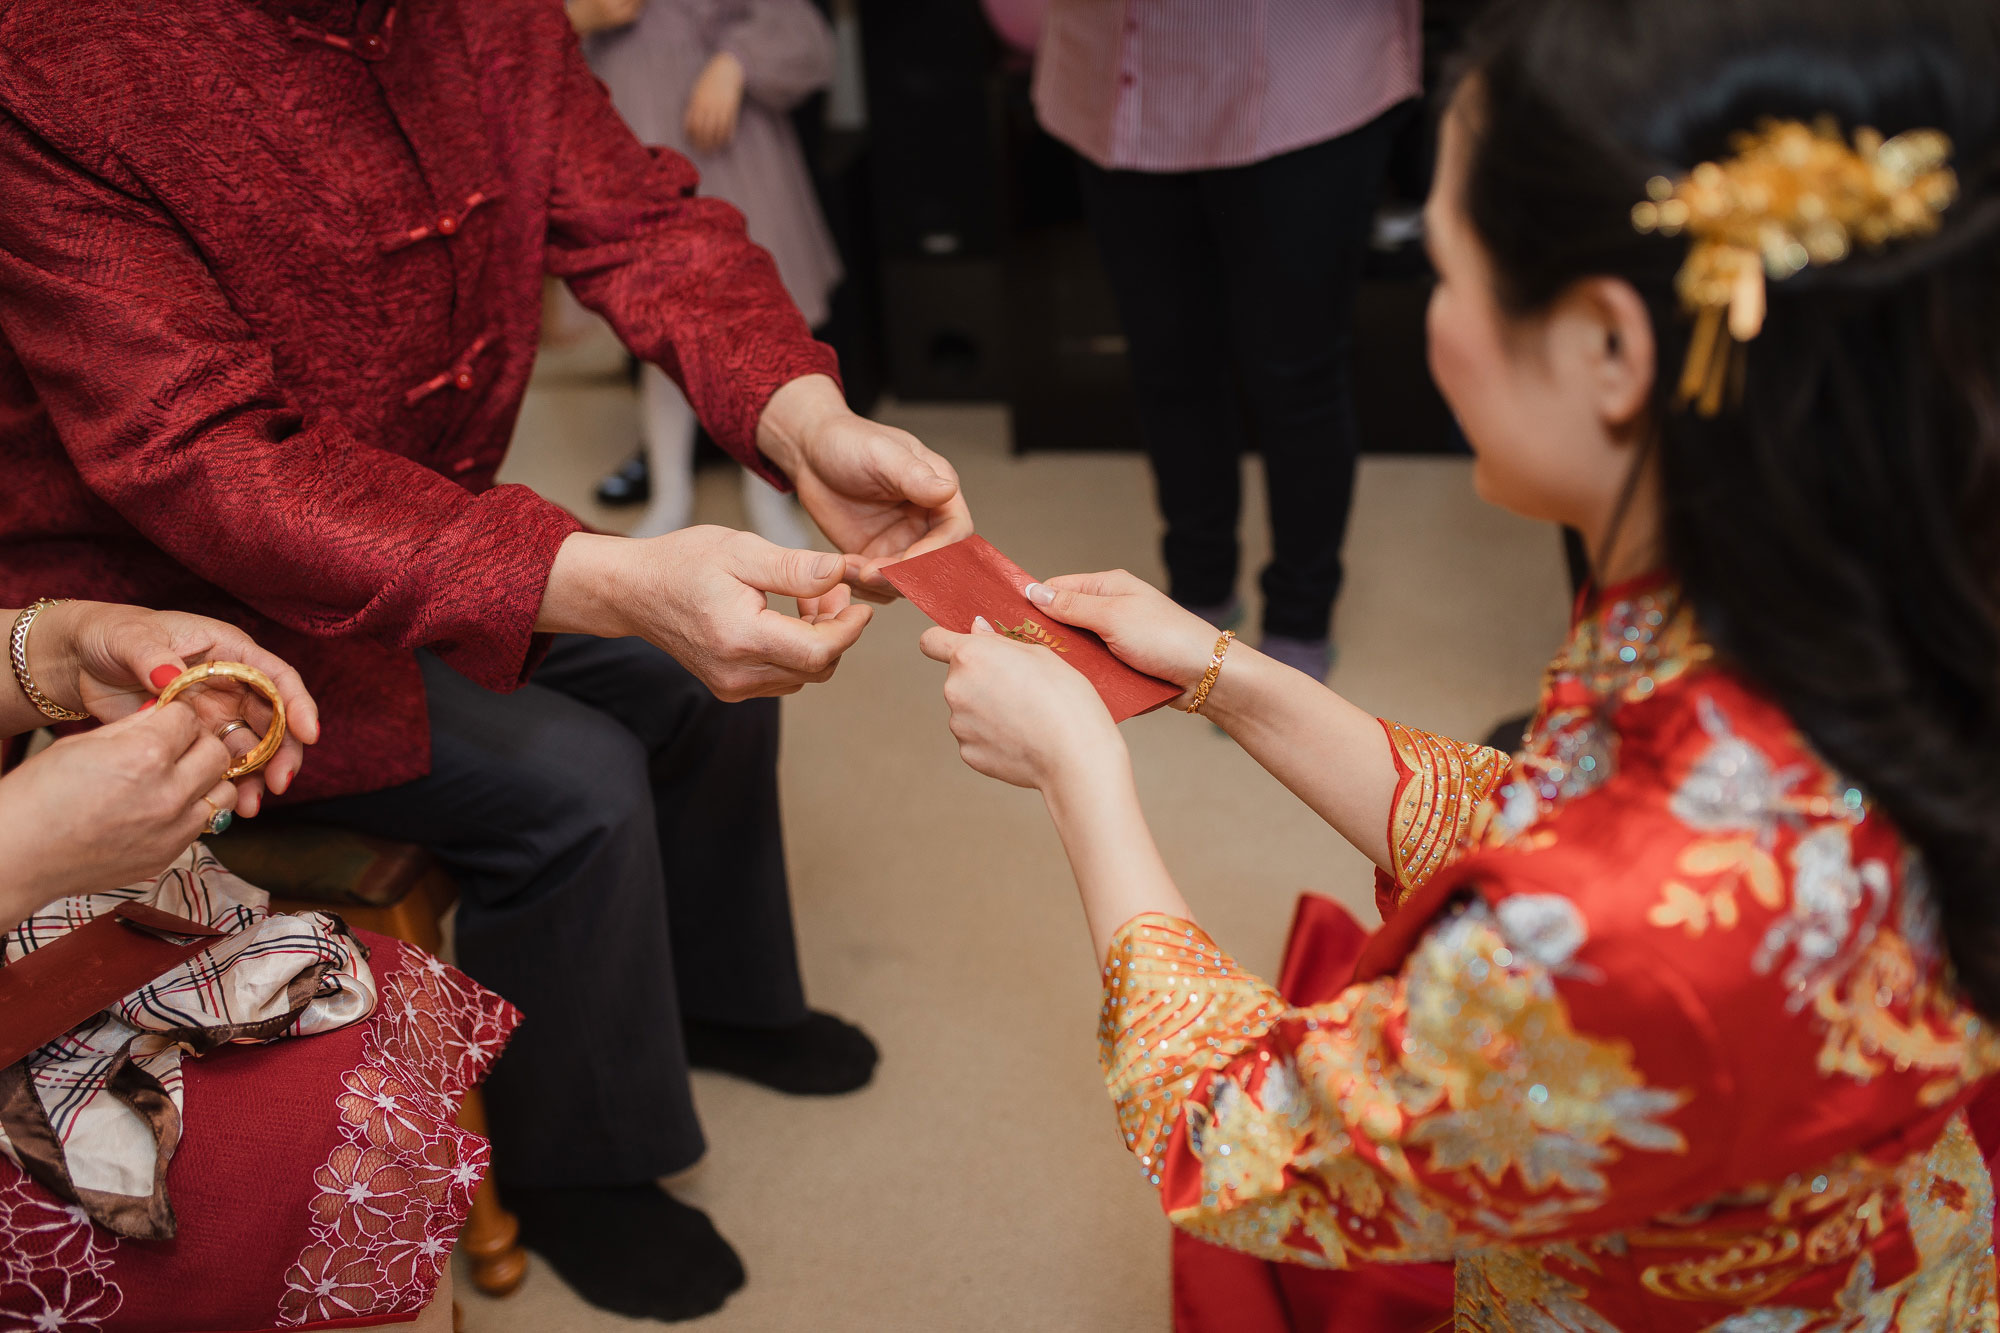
[{"xmin": 1457, "ymin": 0, "xmax": 2000, "ymax": 1013}]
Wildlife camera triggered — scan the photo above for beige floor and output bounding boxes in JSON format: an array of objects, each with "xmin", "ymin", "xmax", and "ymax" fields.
[{"xmin": 453, "ymin": 334, "xmax": 1571, "ymax": 1331}]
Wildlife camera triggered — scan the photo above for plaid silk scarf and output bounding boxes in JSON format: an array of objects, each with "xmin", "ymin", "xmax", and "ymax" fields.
[{"xmin": 0, "ymin": 845, "xmax": 375, "ymax": 1239}]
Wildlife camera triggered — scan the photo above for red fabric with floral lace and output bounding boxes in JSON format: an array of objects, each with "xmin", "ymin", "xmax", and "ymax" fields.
[
  {"xmin": 0, "ymin": 933, "xmax": 518, "ymax": 1332},
  {"xmin": 0, "ymin": 0, "xmax": 839, "ymax": 803}
]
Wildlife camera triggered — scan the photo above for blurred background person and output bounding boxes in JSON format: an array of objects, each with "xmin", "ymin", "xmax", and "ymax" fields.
[
  {"xmin": 576, "ymin": 0, "xmax": 845, "ymax": 549},
  {"xmin": 1033, "ymin": 0, "xmax": 1422, "ymax": 682}
]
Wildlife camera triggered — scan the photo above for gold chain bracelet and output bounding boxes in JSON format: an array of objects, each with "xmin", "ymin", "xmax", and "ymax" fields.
[
  {"xmin": 1182, "ymin": 630, "xmax": 1235, "ymax": 716},
  {"xmin": 9, "ymin": 598, "xmax": 88, "ymax": 723}
]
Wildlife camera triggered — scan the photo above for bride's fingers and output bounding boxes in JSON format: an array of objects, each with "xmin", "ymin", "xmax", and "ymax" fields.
[
  {"xmin": 919, "ymin": 627, "xmax": 968, "ymax": 664},
  {"xmin": 1041, "ymin": 570, "xmax": 1148, "ymax": 599}
]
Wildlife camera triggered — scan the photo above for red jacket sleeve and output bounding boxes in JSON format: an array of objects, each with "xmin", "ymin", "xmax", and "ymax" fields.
[
  {"xmin": 0, "ymin": 111, "xmax": 581, "ymax": 691},
  {"xmin": 542, "ymin": 24, "xmax": 840, "ymax": 488}
]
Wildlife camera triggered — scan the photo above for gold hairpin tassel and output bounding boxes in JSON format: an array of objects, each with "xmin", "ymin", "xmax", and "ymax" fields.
[
  {"xmin": 1634, "ymin": 118, "xmax": 1957, "ymax": 416},
  {"xmin": 1679, "ymin": 304, "xmax": 1727, "ymax": 414}
]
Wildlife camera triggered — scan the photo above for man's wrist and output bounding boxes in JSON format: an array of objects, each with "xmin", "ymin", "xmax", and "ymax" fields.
[
  {"xmin": 754, "ymin": 374, "xmax": 847, "ymax": 479},
  {"xmin": 536, "ymin": 533, "xmax": 638, "ymax": 638}
]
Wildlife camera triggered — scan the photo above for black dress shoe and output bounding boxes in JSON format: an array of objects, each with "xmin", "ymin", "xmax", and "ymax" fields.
[
  {"xmin": 507, "ymin": 1182, "xmax": 745, "ymax": 1322},
  {"xmin": 594, "ymin": 450, "xmax": 650, "ymax": 506},
  {"xmin": 685, "ymin": 1011, "xmax": 880, "ymax": 1095}
]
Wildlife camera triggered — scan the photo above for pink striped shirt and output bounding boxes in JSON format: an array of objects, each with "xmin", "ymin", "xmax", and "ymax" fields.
[{"xmin": 1032, "ymin": 0, "xmax": 1422, "ymax": 173}]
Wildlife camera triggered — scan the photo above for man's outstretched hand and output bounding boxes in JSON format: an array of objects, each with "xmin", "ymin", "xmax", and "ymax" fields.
[
  {"xmin": 754, "ymin": 374, "xmax": 973, "ymax": 607},
  {"xmin": 536, "ymin": 374, "xmax": 966, "ymax": 699},
  {"xmin": 539, "ymin": 528, "xmax": 874, "ymax": 701}
]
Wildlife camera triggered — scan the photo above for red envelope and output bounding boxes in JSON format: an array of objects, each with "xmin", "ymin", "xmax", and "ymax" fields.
[
  {"xmin": 882, "ymin": 536, "xmax": 1183, "ymax": 722},
  {"xmin": 0, "ymin": 904, "xmax": 228, "ymax": 1071}
]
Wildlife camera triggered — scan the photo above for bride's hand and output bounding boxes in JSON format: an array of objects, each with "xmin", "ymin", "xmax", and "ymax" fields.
[
  {"xmin": 920, "ymin": 619, "xmax": 1124, "ymax": 791},
  {"xmin": 1022, "ymin": 571, "xmax": 1222, "ymax": 706}
]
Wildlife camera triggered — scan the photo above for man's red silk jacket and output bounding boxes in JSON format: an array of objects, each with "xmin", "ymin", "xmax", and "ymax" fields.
[{"xmin": 0, "ymin": 0, "xmax": 839, "ymax": 800}]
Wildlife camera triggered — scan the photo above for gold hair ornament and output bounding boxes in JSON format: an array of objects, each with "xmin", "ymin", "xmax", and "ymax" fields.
[{"xmin": 1632, "ymin": 118, "xmax": 1957, "ymax": 415}]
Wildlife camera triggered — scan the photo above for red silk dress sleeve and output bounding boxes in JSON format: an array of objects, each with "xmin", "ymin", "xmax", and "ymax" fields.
[
  {"xmin": 0, "ymin": 111, "xmax": 582, "ymax": 693},
  {"xmin": 541, "ymin": 23, "xmax": 840, "ymax": 488},
  {"xmin": 1372, "ymin": 720, "xmax": 1508, "ymax": 922},
  {"xmin": 1099, "ymin": 905, "xmax": 1726, "ymax": 1268}
]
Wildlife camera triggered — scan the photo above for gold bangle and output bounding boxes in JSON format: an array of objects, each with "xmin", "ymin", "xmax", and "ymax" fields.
[
  {"xmin": 9, "ymin": 599, "xmax": 88, "ymax": 723},
  {"xmin": 1182, "ymin": 631, "xmax": 1235, "ymax": 716},
  {"xmin": 155, "ymin": 661, "xmax": 288, "ymax": 779}
]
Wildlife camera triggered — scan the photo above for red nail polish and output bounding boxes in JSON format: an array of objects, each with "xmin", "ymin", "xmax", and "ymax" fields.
[
  {"xmin": 148, "ymin": 665, "xmax": 180, "ymax": 691},
  {"xmin": 138, "ymin": 699, "xmax": 156, "ymax": 712}
]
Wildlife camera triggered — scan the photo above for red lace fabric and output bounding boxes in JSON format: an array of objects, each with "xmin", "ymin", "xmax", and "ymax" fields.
[
  {"xmin": 0, "ymin": 935, "xmax": 519, "ymax": 1332},
  {"xmin": 0, "ymin": 0, "xmax": 838, "ymax": 802}
]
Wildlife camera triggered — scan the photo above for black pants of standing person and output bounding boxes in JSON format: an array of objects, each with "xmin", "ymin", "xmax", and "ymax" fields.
[
  {"xmin": 1077, "ymin": 109, "xmax": 1403, "ymax": 642},
  {"xmin": 292, "ymin": 635, "xmax": 806, "ymax": 1186}
]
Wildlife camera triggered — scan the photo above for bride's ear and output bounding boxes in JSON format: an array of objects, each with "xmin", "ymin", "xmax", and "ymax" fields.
[{"xmin": 1553, "ymin": 276, "xmax": 1657, "ymax": 436}]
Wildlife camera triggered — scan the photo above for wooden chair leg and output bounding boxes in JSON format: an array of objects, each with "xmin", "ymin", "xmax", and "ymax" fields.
[{"xmin": 458, "ymin": 1089, "xmax": 528, "ymax": 1297}]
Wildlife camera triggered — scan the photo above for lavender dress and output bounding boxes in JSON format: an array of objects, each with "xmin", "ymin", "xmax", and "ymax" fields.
[{"xmin": 585, "ymin": 0, "xmax": 842, "ymax": 326}]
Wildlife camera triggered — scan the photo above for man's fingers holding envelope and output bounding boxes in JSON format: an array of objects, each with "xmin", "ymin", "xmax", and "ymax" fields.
[
  {"xmin": 723, "ymin": 533, "xmax": 848, "ymax": 601},
  {"xmin": 704, "ymin": 532, "xmax": 873, "ymax": 696}
]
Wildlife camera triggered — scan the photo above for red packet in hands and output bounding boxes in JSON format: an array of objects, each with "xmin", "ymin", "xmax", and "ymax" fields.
[{"xmin": 882, "ymin": 536, "xmax": 1183, "ymax": 722}]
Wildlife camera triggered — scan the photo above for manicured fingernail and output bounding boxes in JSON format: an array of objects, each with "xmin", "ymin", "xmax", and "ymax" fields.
[
  {"xmin": 812, "ymin": 554, "xmax": 840, "ymax": 580},
  {"xmin": 972, "ymin": 616, "xmax": 993, "ymax": 633},
  {"xmin": 1025, "ymin": 583, "xmax": 1054, "ymax": 606},
  {"xmin": 148, "ymin": 665, "xmax": 180, "ymax": 691},
  {"xmin": 138, "ymin": 699, "xmax": 155, "ymax": 711}
]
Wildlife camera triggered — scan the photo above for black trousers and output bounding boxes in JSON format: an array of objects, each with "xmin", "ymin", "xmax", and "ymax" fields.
[
  {"xmin": 1077, "ymin": 111, "xmax": 1401, "ymax": 641},
  {"xmin": 293, "ymin": 636, "xmax": 806, "ymax": 1186}
]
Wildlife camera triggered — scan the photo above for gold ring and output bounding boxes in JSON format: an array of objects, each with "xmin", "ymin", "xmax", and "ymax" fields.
[
  {"xmin": 155, "ymin": 662, "xmax": 287, "ymax": 779},
  {"xmin": 215, "ymin": 720, "xmax": 253, "ymax": 744}
]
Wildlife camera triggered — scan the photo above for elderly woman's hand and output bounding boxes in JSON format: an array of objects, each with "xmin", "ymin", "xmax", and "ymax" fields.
[
  {"xmin": 26, "ymin": 602, "xmax": 320, "ymax": 816},
  {"xmin": 0, "ymin": 702, "xmax": 238, "ymax": 920}
]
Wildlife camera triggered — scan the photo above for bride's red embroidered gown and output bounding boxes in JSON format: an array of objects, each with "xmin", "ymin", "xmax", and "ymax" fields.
[{"xmin": 1102, "ymin": 580, "xmax": 2000, "ymax": 1330}]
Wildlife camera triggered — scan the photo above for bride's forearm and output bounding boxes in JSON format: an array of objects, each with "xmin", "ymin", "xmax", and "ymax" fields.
[
  {"xmin": 1195, "ymin": 645, "xmax": 1398, "ymax": 871},
  {"xmin": 1042, "ymin": 751, "xmax": 1190, "ymax": 960}
]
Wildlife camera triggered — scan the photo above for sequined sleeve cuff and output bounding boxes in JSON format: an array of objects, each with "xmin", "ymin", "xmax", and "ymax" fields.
[
  {"xmin": 1378, "ymin": 719, "xmax": 1509, "ymax": 914},
  {"xmin": 1098, "ymin": 913, "xmax": 1286, "ymax": 1180}
]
